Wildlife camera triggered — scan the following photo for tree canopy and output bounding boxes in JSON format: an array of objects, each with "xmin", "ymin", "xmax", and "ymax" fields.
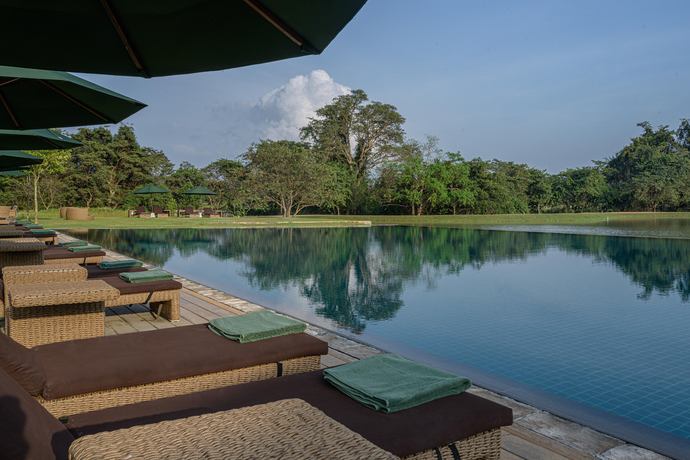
[{"xmin": 0, "ymin": 93, "xmax": 688, "ymax": 217}]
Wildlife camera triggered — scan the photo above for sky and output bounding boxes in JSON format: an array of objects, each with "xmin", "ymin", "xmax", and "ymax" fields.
[{"xmin": 80, "ymin": 0, "xmax": 690, "ymax": 173}]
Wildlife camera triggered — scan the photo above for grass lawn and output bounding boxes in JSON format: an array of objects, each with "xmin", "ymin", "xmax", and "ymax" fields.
[{"xmin": 21, "ymin": 209, "xmax": 690, "ymax": 230}]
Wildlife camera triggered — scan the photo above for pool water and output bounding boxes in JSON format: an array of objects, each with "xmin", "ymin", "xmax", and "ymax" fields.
[{"xmin": 80, "ymin": 226, "xmax": 690, "ymax": 450}]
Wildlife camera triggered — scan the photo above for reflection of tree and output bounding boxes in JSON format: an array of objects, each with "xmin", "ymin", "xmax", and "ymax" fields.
[
  {"xmin": 555, "ymin": 234, "xmax": 690, "ymax": 301},
  {"xmin": 84, "ymin": 227, "xmax": 690, "ymax": 332}
]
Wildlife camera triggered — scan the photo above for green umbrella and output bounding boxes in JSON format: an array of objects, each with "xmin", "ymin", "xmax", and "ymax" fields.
[
  {"xmin": 0, "ymin": 129, "xmax": 81, "ymax": 150},
  {"xmin": 134, "ymin": 183, "xmax": 170, "ymax": 195},
  {"xmin": 0, "ymin": 1, "xmax": 367, "ymax": 77},
  {"xmin": 0, "ymin": 65, "xmax": 146, "ymax": 130},
  {"xmin": 0, "ymin": 169, "xmax": 27, "ymax": 177},
  {"xmin": 0, "ymin": 151, "xmax": 42, "ymax": 169},
  {"xmin": 182, "ymin": 185, "xmax": 217, "ymax": 196}
]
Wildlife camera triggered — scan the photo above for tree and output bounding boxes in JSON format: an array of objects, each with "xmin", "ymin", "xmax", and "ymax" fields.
[
  {"xmin": 67, "ymin": 126, "xmax": 174, "ymax": 208},
  {"xmin": 300, "ymin": 89, "xmax": 405, "ymax": 210},
  {"xmin": 604, "ymin": 121, "xmax": 690, "ymax": 211},
  {"xmin": 202, "ymin": 159, "xmax": 254, "ymax": 215},
  {"xmin": 243, "ymin": 140, "xmax": 347, "ymax": 217},
  {"xmin": 25, "ymin": 149, "xmax": 71, "ymax": 222},
  {"xmin": 166, "ymin": 161, "xmax": 206, "ymax": 208}
]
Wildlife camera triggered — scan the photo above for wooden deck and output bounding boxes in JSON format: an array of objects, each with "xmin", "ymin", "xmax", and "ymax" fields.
[{"xmin": 105, "ymin": 287, "xmax": 608, "ymax": 460}]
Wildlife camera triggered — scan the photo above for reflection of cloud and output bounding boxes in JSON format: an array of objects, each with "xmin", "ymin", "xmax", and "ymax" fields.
[{"xmin": 254, "ymin": 70, "xmax": 351, "ymax": 140}]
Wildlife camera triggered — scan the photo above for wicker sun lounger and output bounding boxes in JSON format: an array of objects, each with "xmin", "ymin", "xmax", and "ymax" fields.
[
  {"xmin": 69, "ymin": 399, "xmax": 397, "ymax": 460},
  {"xmin": 84, "ymin": 264, "xmax": 147, "ymax": 278},
  {"xmin": 65, "ymin": 369, "xmax": 512, "ymax": 460},
  {"xmin": 0, "ymin": 239, "xmax": 105, "ymax": 270},
  {"xmin": 0, "ymin": 323, "xmax": 327, "ymax": 418},
  {"xmin": 43, "ymin": 246, "xmax": 105, "ymax": 265},
  {"xmin": 0, "ymin": 358, "xmax": 511, "ymax": 460},
  {"xmin": 2, "ymin": 263, "xmax": 181, "ymax": 330}
]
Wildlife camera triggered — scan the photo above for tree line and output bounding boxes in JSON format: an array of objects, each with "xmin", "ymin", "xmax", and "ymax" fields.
[{"xmin": 1, "ymin": 89, "xmax": 689, "ymax": 216}]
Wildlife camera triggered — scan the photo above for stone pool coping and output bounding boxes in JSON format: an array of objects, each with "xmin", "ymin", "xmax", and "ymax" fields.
[{"xmin": 76, "ymin": 234, "xmax": 672, "ymax": 459}]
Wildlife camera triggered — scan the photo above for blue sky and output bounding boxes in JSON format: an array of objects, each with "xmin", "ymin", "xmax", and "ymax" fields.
[{"xmin": 81, "ymin": 0, "xmax": 690, "ymax": 172}]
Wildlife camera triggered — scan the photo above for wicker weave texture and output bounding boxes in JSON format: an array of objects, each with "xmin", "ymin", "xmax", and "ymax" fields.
[
  {"xmin": 404, "ymin": 429, "xmax": 501, "ymax": 460},
  {"xmin": 0, "ymin": 250, "xmax": 44, "ymax": 271},
  {"xmin": 68, "ymin": 399, "xmax": 398, "ymax": 460},
  {"xmin": 3, "ymin": 263, "xmax": 87, "ymax": 285},
  {"xmin": 104, "ymin": 289, "xmax": 180, "ymax": 321},
  {"xmin": 6, "ymin": 302, "xmax": 105, "ymax": 348},
  {"xmin": 44, "ymin": 255, "xmax": 104, "ymax": 265},
  {"xmin": 40, "ymin": 356, "xmax": 321, "ymax": 418},
  {"xmin": 8, "ymin": 280, "xmax": 118, "ymax": 307}
]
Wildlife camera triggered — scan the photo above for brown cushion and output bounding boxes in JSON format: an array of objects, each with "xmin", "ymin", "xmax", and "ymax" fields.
[
  {"xmin": 99, "ymin": 275, "xmax": 181, "ymax": 295},
  {"xmin": 85, "ymin": 265, "xmax": 147, "ymax": 279},
  {"xmin": 34, "ymin": 324, "xmax": 328, "ymax": 399},
  {"xmin": 43, "ymin": 247, "xmax": 105, "ymax": 260},
  {"xmin": 65, "ymin": 370, "xmax": 512, "ymax": 457},
  {"xmin": 0, "ymin": 331, "xmax": 45, "ymax": 395},
  {"xmin": 0, "ymin": 367, "xmax": 73, "ymax": 460}
]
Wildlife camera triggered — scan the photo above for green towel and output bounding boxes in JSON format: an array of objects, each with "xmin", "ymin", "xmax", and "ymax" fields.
[
  {"xmin": 67, "ymin": 244, "xmax": 102, "ymax": 252},
  {"xmin": 99, "ymin": 259, "xmax": 143, "ymax": 270},
  {"xmin": 59, "ymin": 240, "xmax": 88, "ymax": 248},
  {"xmin": 323, "ymin": 354, "xmax": 471, "ymax": 413},
  {"xmin": 208, "ymin": 310, "xmax": 306, "ymax": 343},
  {"xmin": 29, "ymin": 229, "xmax": 56, "ymax": 236},
  {"xmin": 23, "ymin": 223, "xmax": 43, "ymax": 229},
  {"xmin": 119, "ymin": 269, "xmax": 173, "ymax": 283}
]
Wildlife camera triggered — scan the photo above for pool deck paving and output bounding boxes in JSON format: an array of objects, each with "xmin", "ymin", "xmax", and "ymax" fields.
[{"xmin": 78, "ymin": 235, "xmax": 672, "ymax": 459}]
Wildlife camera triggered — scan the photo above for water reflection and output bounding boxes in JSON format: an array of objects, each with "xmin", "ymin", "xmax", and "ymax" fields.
[{"xmin": 84, "ymin": 227, "xmax": 690, "ymax": 331}]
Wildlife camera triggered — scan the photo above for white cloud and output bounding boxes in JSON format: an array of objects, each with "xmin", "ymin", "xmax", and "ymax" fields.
[{"xmin": 253, "ymin": 70, "xmax": 350, "ymax": 140}]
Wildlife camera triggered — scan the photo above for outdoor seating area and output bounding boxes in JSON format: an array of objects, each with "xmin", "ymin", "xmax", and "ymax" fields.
[{"xmin": 0, "ymin": 234, "xmax": 522, "ymax": 459}]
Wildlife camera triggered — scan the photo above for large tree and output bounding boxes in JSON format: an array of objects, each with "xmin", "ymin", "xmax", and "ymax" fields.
[
  {"xmin": 300, "ymin": 89, "xmax": 405, "ymax": 208},
  {"xmin": 25, "ymin": 149, "xmax": 71, "ymax": 222},
  {"xmin": 243, "ymin": 140, "xmax": 347, "ymax": 217}
]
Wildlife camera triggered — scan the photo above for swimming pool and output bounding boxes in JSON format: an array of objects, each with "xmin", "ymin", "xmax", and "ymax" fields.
[{"xmin": 80, "ymin": 226, "xmax": 690, "ymax": 456}]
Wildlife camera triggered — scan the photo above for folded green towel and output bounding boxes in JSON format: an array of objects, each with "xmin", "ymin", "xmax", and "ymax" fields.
[
  {"xmin": 323, "ymin": 354, "xmax": 471, "ymax": 413},
  {"xmin": 99, "ymin": 259, "xmax": 143, "ymax": 270},
  {"xmin": 59, "ymin": 240, "xmax": 89, "ymax": 248},
  {"xmin": 67, "ymin": 244, "xmax": 102, "ymax": 252},
  {"xmin": 23, "ymin": 224, "xmax": 43, "ymax": 229},
  {"xmin": 208, "ymin": 310, "xmax": 306, "ymax": 343},
  {"xmin": 119, "ymin": 269, "xmax": 173, "ymax": 283},
  {"xmin": 29, "ymin": 228, "xmax": 56, "ymax": 235}
]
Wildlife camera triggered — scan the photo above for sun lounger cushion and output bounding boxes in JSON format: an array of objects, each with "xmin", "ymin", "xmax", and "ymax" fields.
[
  {"xmin": 0, "ymin": 332, "xmax": 45, "ymax": 395},
  {"xmin": 32, "ymin": 324, "xmax": 328, "ymax": 400},
  {"xmin": 100, "ymin": 275, "xmax": 181, "ymax": 295},
  {"xmin": 0, "ymin": 366, "xmax": 74, "ymax": 460},
  {"xmin": 65, "ymin": 370, "xmax": 513, "ymax": 457},
  {"xmin": 43, "ymin": 247, "xmax": 106, "ymax": 260}
]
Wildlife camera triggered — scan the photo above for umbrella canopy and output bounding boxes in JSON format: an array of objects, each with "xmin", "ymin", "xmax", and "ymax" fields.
[
  {"xmin": 0, "ymin": 0, "xmax": 367, "ymax": 77},
  {"xmin": 0, "ymin": 169, "xmax": 27, "ymax": 177},
  {"xmin": 0, "ymin": 151, "xmax": 42, "ymax": 169},
  {"xmin": 183, "ymin": 185, "xmax": 216, "ymax": 196},
  {"xmin": 134, "ymin": 183, "xmax": 170, "ymax": 195},
  {"xmin": 0, "ymin": 129, "xmax": 81, "ymax": 150},
  {"xmin": 0, "ymin": 65, "xmax": 147, "ymax": 129}
]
